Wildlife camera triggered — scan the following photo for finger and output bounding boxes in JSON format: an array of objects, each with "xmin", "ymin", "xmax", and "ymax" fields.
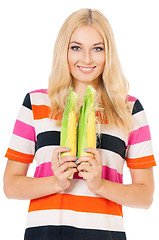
[
  {"xmin": 52, "ymin": 156, "xmax": 75, "ymax": 170},
  {"xmin": 52, "ymin": 147, "xmax": 71, "ymax": 163},
  {"xmin": 52, "ymin": 161, "xmax": 77, "ymax": 177},
  {"xmin": 60, "ymin": 155, "xmax": 77, "ymax": 165},
  {"xmin": 58, "ymin": 161, "xmax": 77, "ymax": 173},
  {"xmin": 77, "ymin": 162, "xmax": 92, "ymax": 172},
  {"xmin": 55, "ymin": 147, "xmax": 71, "ymax": 156},
  {"xmin": 77, "ymin": 156, "xmax": 96, "ymax": 167},
  {"xmin": 83, "ymin": 148, "xmax": 102, "ymax": 164},
  {"xmin": 78, "ymin": 171, "xmax": 89, "ymax": 179},
  {"xmin": 63, "ymin": 166, "xmax": 77, "ymax": 179}
]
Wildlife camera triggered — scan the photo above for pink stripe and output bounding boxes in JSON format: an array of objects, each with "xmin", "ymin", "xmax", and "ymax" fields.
[
  {"xmin": 34, "ymin": 162, "xmax": 53, "ymax": 178},
  {"xmin": 128, "ymin": 125, "xmax": 151, "ymax": 146},
  {"xmin": 34, "ymin": 162, "xmax": 123, "ymax": 183},
  {"xmin": 13, "ymin": 120, "xmax": 35, "ymax": 142},
  {"xmin": 127, "ymin": 95, "xmax": 137, "ymax": 102},
  {"xmin": 30, "ymin": 89, "xmax": 47, "ymax": 94},
  {"xmin": 102, "ymin": 166, "xmax": 123, "ymax": 183}
]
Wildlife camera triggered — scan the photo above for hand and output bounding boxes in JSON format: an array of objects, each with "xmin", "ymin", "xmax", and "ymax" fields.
[
  {"xmin": 77, "ymin": 148, "xmax": 103, "ymax": 194},
  {"xmin": 51, "ymin": 147, "xmax": 77, "ymax": 191}
]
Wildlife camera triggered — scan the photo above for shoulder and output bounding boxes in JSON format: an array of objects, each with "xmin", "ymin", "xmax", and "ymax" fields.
[
  {"xmin": 23, "ymin": 89, "xmax": 49, "ymax": 110},
  {"xmin": 29, "ymin": 89, "xmax": 49, "ymax": 104},
  {"xmin": 127, "ymin": 95, "xmax": 148, "ymax": 129},
  {"xmin": 127, "ymin": 95, "xmax": 144, "ymax": 115}
]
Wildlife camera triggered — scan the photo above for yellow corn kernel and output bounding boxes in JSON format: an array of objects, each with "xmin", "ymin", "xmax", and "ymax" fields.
[
  {"xmin": 65, "ymin": 110, "xmax": 77, "ymax": 179},
  {"xmin": 86, "ymin": 108, "xmax": 96, "ymax": 157},
  {"xmin": 60, "ymin": 87, "xmax": 78, "ymax": 179},
  {"xmin": 67, "ymin": 110, "xmax": 77, "ymax": 156}
]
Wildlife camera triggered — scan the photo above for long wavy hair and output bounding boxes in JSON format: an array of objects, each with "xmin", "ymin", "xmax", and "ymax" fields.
[{"xmin": 48, "ymin": 8, "xmax": 131, "ymax": 131}]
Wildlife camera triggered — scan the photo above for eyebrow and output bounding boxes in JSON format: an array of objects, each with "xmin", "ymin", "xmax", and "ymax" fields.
[{"xmin": 69, "ymin": 41, "xmax": 104, "ymax": 46}]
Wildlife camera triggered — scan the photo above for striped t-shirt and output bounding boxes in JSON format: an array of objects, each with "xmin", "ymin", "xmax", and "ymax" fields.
[{"xmin": 5, "ymin": 89, "xmax": 156, "ymax": 240}]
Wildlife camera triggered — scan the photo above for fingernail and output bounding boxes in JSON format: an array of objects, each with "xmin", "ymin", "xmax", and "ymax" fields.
[
  {"xmin": 74, "ymin": 157, "xmax": 78, "ymax": 163},
  {"xmin": 84, "ymin": 148, "xmax": 88, "ymax": 150},
  {"xmin": 66, "ymin": 147, "xmax": 70, "ymax": 150}
]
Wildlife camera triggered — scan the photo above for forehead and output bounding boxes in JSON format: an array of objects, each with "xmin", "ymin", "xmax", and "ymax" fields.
[{"xmin": 70, "ymin": 25, "xmax": 104, "ymax": 44}]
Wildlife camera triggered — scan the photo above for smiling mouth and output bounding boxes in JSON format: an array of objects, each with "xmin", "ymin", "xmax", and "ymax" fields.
[{"xmin": 77, "ymin": 65, "xmax": 96, "ymax": 73}]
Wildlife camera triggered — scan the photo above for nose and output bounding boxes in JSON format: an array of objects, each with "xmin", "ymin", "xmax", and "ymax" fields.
[{"xmin": 81, "ymin": 49, "xmax": 93, "ymax": 65}]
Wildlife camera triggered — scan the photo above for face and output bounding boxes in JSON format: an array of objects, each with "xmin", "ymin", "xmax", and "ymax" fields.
[{"xmin": 67, "ymin": 25, "xmax": 105, "ymax": 86}]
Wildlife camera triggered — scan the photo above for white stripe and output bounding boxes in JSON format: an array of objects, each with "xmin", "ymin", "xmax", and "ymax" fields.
[
  {"xmin": 9, "ymin": 134, "xmax": 35, "ymax": 155},
  {"xmin": 126, "ymin": 140, "xmax": 153, "ymax": 159},
  {"xmin": 131, "ymin": 110, "xmax": 149, "ymax": 131},
  {"xmin": 63, "ymin": 179, "xmax": 97, "ymax": 197},
  {"xmin": 35, "ymin": 146, "xmax": 124, "ymax": 175},
  {"xmin": 35, "ymin": 145, "xmax": 57, "ymax": 166},
  {"xmin": 17, "ymin": 105, "xmax": 34, "ymax": 126},
  {"xmin": 127, "ymin": 99, "xmax": 136, "ymax": 111},
  {"xmin": 35, "ymin": 118, "xmax": 128, "ymax": 143},
  {"xmin": 30, "ymin": 92, "xmax": 50, "ymax": 106},
  {"xmin": 26, "ymin": 209, "xmax": 124, "ymax": 232},
  {"xmin": 33, "ymin": 105, "xmax": 129, "ymax": 145},
  {"xmin": 100, "ymin": 149, "xmax": 124, "ymax": 174},
  {"xmin": 35, "ymin": 118, "xmax": 61, "ymax": 135}
]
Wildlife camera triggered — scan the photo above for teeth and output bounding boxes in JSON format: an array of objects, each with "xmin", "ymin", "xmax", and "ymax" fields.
[
  {"xmin": 81, "ymin": 68, "xmax": 92, "ymax": 71},
  {"xmin": 79, "ymin": 66, "xmax": 94, "ymax": 71}
]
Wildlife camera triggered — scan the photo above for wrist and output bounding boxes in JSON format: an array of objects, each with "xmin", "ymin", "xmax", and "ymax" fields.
[
  {"xmin": 51, "ymin": 176, "xmax": 64, "ymax": 193},
  {"xmin": 96, "ymin": 179, "xmax": 106, "ymax": 196}
]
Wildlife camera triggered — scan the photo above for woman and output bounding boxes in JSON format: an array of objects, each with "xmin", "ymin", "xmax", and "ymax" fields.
[{"xmin": 4, "ymin": 8, "xmax": 156, "ymax": 240}]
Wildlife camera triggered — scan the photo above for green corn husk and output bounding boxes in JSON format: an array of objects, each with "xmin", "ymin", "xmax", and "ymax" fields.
[
  {"xmin": 60, "ymin": 87, "xmax": 78, "ymax": 158},
  {"xmin": 77, "ymin": 85, "xmax": 96, "ymax": 158}
]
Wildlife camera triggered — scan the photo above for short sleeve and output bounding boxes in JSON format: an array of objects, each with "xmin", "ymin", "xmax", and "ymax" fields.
[
  {"xmin": 5, "ymin": 93, "xmax": 36, "ymax": 164},
  {"xmin": 125, "ymin": 99, "xmax": 156, "ymax": 169}
]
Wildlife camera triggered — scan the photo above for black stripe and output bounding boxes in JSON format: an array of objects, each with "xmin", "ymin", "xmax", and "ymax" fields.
[
  {"xmin": 35, "ymin": 131, "xmax": 126, "ymax": 159},
  {"xmin": 24, "ymin": 225, "xmax": 127, "ymax": 240},
  {"xmin": 23, "ymin": 93, "xmax": 32, "ymax": 110},
  {"xmin": 35, "ymin": 131, "xmax": 60, "ymax": 152},
  {"xmin": 132, "ymin": 99, "xmax": 144, "ymax": 115},
  {"xmin": 97, "ymin": 134, "xmax": 126, "ymax": 159}
]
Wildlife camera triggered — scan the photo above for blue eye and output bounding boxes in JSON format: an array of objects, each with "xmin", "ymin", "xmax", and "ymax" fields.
[
  {"xmin": 71, "ymin": 46, "xmax": 81, "ymax": 51},
  {"xmin": 93, "ymin": 47, "xmax": 103, "ymax": 52}
]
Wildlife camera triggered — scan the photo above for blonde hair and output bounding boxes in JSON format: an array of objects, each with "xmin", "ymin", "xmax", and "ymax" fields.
[{"xmin": 48, "ymin": 8, "xmax": 131, "ymax": 131}]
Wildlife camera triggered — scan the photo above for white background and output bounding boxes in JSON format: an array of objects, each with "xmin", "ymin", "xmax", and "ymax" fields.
[{"xmin": 0, "ymin": 0, "xmax": 158, "ymax": 239}]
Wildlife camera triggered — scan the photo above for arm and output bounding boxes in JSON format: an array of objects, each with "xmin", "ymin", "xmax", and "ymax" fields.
[
  {"xmin": 96, "ymin": 168, "xmax": 154, "ymax": 209},
  {"xmin": 3, "ymin": 147, "xmax": 77, "ymax": 200},
  {"xmin": 3, "ymin": 159, "xmax": 61, "ymax": 200},
  {"xmin": 77, "ymin": 148, "xmax": 155, "ymax": 209}
]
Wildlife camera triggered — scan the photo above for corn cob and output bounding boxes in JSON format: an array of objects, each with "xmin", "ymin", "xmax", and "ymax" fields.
[
  {"xmin": 60, "ymin": 87, "xmax": 78, "ymax": 179},
  {"xmin": 77, "ymin": 85, "xmax": 96, "ymax": 160}
]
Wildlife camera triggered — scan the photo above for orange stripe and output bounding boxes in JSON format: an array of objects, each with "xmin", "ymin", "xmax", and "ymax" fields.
[
  {"xmin": 126, "ymin": 155, "xmax": 156, "ymax": 169},
  {"xmin": 32, "ymin": 105, "xmax": 63, "ymax": 120},
  {"xmin": 28, "ymin": 193, "xmax": 123, "ymax": 216},
  {"xmin": 5, "ymin": 148, "xmax": 34, "ymax": 163},
  {"xmin": 32, "ymin": 105, "xmax": 51, "ymax": 120},
  {"xmin": 31, "ymin": 105, "xmax": 106, "ymax": 123}
]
